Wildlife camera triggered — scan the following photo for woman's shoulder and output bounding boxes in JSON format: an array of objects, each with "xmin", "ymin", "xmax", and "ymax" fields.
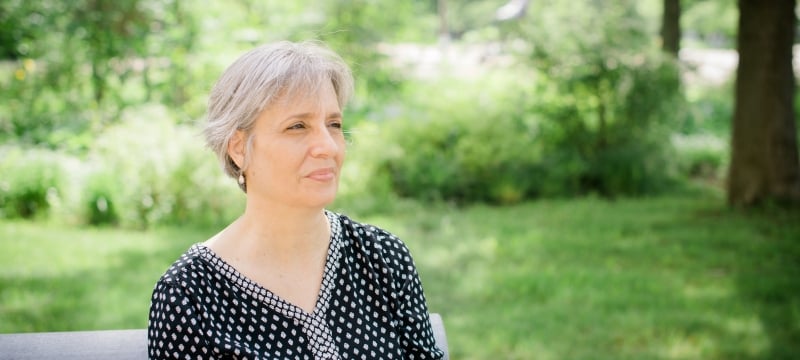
[
  {"xmin": 156, "ymin": 244, "xmax": 209, "ymax": 286},
  {"xmin": 332, "ymin": 211, "xmax": 416, "ymax": 268},
  {"xmin": 335, "ymin": 212, "xmax": 403, "ymax": 243}
]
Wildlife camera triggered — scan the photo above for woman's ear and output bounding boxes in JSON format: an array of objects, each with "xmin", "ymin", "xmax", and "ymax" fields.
[{"xmin": 227, "ymin": 130, "xmax": 246, "ymax": 169}]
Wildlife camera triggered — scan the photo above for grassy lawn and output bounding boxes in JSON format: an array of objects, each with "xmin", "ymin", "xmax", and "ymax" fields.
[{"xmin": 1, "ymin": 191, "xmax": 799, "ymax": 359}]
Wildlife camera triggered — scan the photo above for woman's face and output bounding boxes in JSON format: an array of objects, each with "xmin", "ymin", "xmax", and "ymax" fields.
[{"xmin": 238, "ymin": 81, "xmax": 345, "ymax": 210}]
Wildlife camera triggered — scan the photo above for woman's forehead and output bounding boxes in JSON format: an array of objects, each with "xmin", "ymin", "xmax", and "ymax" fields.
[
  {"xmin": 273, "ymin": 80, "xmax": 336, "ymax": 106},
  {"xmin": 261, "ymin": 82, "xmax": 339, "ymax": 118}
]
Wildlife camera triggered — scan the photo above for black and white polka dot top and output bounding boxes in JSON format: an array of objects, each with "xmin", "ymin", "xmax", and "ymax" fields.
[{"xmin": 147, "ymin": 211, "xmax": 444, "ymax": 359}]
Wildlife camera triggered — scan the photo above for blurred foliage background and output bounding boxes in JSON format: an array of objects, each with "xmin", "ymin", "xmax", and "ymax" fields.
[
  {"xmin": 0, "ymin": 0, "xmax": 745, "ymax": 226},
  {"xmin": 2, "ymin": 0, "xmax": 799, "ymax": 359}
]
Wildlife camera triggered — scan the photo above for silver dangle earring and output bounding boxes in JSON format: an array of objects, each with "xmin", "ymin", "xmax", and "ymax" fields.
[{"xmin": 238, "ymin": 173, "xmax": 245, "ymax": 186}]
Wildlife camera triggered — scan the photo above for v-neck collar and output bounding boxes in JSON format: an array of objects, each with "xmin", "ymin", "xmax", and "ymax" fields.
[{"xmin": 191, "ymin": 210, "xmax": 344, "ymax": 318}]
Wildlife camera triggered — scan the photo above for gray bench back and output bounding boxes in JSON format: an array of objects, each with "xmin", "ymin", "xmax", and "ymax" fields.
[{"xmin": 0, "ymin": 313, "xmax": 448, "ymax": 360}]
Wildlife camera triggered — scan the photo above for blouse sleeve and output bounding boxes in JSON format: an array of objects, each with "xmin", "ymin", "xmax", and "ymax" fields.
[
  {"xmin": 390, "ymin": 240, "xmax": 446, "ymax": 359},
  {"xmin": 147, "ymin": 279, "xmax": 211, "ymax": 359}
]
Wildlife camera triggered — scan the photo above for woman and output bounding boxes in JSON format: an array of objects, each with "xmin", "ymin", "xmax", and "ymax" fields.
[{"xmin": 147, "ymin": 41, "xmax": 444, "ymax": 359}]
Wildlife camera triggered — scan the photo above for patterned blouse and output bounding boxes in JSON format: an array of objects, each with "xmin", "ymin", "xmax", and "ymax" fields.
[{"xmin": 147, "ymin": 211, "xmax": 444, "ymax": 359}]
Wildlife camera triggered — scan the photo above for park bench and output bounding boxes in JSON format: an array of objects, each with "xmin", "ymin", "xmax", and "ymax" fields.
[{"xmin": 0, "ymin": 313, "xmax": 448, "ymax": 360}]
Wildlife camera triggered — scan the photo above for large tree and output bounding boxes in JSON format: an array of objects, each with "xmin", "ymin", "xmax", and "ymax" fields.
[
  {"xmin": 728, "ymin": 0, "xmax": 800, "ymax": 206},
  {"xmin": 660, "ymin": 0, "xmax": 681, "ymax": 56}
]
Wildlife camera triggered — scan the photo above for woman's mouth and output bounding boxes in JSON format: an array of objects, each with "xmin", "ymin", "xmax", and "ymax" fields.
[{"xmin": 306, "ymin": 168, "xmax": 336, "ymax": 181}]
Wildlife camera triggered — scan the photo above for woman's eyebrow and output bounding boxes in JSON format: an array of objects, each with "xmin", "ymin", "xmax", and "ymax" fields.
[
  {"xmin": 284, "ymin": 112, "xmax": 342, "ymax": 121},
  {"xmin": 285, "ymin": 112, "xmax": 313, "ymax": 121}
]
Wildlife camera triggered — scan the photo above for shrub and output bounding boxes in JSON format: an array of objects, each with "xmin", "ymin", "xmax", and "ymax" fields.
[
  {"xmin": 349, "ymin": 0, "xmax": 687, "ymax": 204},
  {"xmin": 526, "ymin": 51, "xmax": 684, "ymax": 196},
  {"xmin": 516, "ymin": 0, "xmax": 684, "ymax": 196},
  {"xmin": 82, "ymin": 169, "xmax": 120, "ymax": 226},
  {"xmin": 0, "ymin": 146, "xmax": 65, "ymax": 219},
  {"xmin": 85, "ymin": 104, "xmax": 242, "ymax": 228},
  {"xmin": 334, "ymin": 122, "xmax": 403, "ymax": 214},
  {"xmin": 671, "ymin": 133, "xmax": 728, "ymax": 181},
  {"xmin": 682, "ymin": 82, "xmax": 734, "ymax": 136},
  {"xmin": 353, "ymin": 71, "xmax": 545, "ymax": 205},
  {"xmin": 355, "ymin": 51, "xmax": 684, "ymax": 205}
]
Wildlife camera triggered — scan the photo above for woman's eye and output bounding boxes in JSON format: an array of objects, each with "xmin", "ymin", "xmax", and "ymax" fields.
[
  {"xmin": 329, "ymin": 122, "xmax": 342, "ymax": 129},
  {"xmin": 287, "ymin": 123, "xmax": 305, "ymax": 130}
]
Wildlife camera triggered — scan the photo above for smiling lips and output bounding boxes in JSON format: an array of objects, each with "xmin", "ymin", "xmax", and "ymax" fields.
[{"xmin": 306, "ymin": 167, "xmax": 336, "ymax": 181}]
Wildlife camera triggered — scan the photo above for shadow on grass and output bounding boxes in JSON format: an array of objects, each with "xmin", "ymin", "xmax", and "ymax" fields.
[
  {"xmin": 391, "ymin": 195, "xmax": 800, "ymax": 359},
  {"xmin": 729, "ymin": 207, "xmax": 800, "ymax": 359}
]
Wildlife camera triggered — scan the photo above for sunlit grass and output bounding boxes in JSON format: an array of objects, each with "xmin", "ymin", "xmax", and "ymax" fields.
[
  {"xmin": 0, "ymin": 224, "xmax": 215, "ymax": 332},
  {"xmin": 367, "ymin": 192, "xmax": 800, "ymax": 359},
  {"xmin": 1, "ymin": 191, "xmax": 799, "ymax": 359}
]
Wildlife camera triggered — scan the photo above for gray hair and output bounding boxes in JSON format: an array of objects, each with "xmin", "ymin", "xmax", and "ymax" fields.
[{"xmin": 204, "ymin": 40, "xmax": 354, "ymax": 183}]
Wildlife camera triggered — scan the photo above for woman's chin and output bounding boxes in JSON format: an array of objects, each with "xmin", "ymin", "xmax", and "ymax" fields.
[{"xmin": 300, "ymin": 189, "xmax": 339, "ymax": 209}]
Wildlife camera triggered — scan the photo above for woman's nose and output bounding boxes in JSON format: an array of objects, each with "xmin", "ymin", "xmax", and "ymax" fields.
[{"xmin": 309, "ymin": 127, "xmax": 340, "ymax": 158}]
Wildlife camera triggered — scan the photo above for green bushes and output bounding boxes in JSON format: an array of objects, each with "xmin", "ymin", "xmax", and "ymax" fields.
[
  {"xmin": 0, "ymin": 105, "xmax": 243, "ymax": 228},
  {"xmin": 374, "ymin": 73, "xmax": 543, "ymax": 204},
  {"xmin": 83, "ymin": 170, "xmax": 119, "ymax": 226},
  {"xmin": 671, "ymin": 133, "xmax": 728, "ymax": 181},
  {"xmin": 339, "ymin": 1, "xmax": 690, "ymax": 206},
  {"xmin": 0, "ymin": 71, "xmax": 729, "ymax": 224},
  {"xmin": 0, "ymin": 147, "xmax": 65, "ymax": 219},
  {"xmin": 0, "ymin": 0, "xmax": 748, "ymax": 226},
  {"xmin": 1, "ymin": 64, "xmax": 724, "ymax": 225},
  {"xmin": 83, "ymin": 105, "xmax": 243, "ymax": 228},
  {"xmin": 346, "ymin": 50, "xmax": 684, "ymax": 205}
]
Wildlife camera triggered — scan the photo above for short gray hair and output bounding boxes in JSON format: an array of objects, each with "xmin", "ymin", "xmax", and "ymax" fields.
[{"xmin": 204, "ymin": 40, "xmax": 354, "ymax": 182}]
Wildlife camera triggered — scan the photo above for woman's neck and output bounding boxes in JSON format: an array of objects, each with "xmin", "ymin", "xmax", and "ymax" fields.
[
  {"xmin": 207, "ymin": 200, "xmax": 331, "ymax": 263},
  {"xmin": 205, "ymin": 200, "xmax": 332, "ymax": 313}
]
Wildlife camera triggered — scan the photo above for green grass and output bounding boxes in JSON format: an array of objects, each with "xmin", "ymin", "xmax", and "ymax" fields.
[
  {"xmin": 0, "ymin": 224, "xmax": 216, "ymax": 332},
  {"xmin": 2, "ymin": 192, "xmax": 799, "ymax": 359}
]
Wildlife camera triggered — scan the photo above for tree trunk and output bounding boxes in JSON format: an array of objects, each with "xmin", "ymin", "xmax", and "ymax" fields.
[
  {"xmin": 728, "ymin": 0, "xmax": 800, "ymax": 206},
  {"xmin": 660, "ymin": 0, "xmax": 681, "ymax": 56},
  {"xmin": 438, "ymin": 0, "xmax": 449, "ymax": 43}
]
